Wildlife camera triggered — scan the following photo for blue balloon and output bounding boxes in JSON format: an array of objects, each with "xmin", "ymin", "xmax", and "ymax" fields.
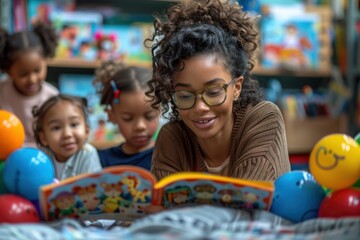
[
  {"xmin": 3, "ymin": 148, "xmax": 54, "ymax": 201},
  {"xmin": 270, "ymin": 171, "xmax": 325, "ymax": 223}
]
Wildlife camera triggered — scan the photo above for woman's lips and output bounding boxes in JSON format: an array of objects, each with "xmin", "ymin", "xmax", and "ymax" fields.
[{"xmin": 193, "ymin": 118, "xmax": 215, "ymax": 129}]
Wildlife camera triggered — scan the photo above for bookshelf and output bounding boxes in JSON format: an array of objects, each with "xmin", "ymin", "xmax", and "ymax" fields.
[
  {"xmin": 42, "ymin": 1, "xmax": 347, "ymax": 153},
  {"xmin": 47, "ymin": 59, "xmax": 331, "ymax": 78},
  {"xmin": 47, "ymin": 58, "xmax": 151, "ymax": 69},
  {"xmin": 346, "ymin": 0, "xmax": 360, "ymax": 136}
]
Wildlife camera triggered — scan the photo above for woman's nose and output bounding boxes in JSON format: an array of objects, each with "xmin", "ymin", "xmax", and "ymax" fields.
[{"xmin": 192, "ymin": 95, "xmax": 210, "ymax": 112}]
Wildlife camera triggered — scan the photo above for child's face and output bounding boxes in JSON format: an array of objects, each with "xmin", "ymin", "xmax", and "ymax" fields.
[
  {"xmin": 39, "ymin": 101, "xmax": 89, "ymax": 162},
  {"xmin": 6, "ymin": 50, "xmax": 47, "ymax": 96},
  {"xmin": 109, "ymin": 90, "xmax": 159, "ymax": 154}
]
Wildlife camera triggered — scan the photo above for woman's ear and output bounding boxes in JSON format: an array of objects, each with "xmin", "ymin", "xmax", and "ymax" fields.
[{"xmin": 233, "ymin": 76, "xmax": 243, "ymax": 99}]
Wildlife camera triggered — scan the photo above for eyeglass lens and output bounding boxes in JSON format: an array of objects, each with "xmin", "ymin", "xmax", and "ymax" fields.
[{"xmin": 173, "ymin": 84, "xmax": 227, "ymax": 109}]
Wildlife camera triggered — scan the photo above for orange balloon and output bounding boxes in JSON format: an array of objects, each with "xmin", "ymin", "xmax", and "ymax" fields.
[{"xmin": 0, "ymin": 110, "xmax": 25, "ymax": 160}]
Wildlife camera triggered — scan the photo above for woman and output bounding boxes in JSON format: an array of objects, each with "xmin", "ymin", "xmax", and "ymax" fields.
[{"xmin": 146, "ymin": 0, "xmax": 291, "ymax": 181}]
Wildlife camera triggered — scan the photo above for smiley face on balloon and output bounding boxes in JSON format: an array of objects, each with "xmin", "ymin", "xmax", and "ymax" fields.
[
  {"xmin": 314, "ymin": 146, "xmax": 345, "ymax": 170},
  {"xmin": 309, "ymin": 134, "xmax": 360, "ymax": 191}
]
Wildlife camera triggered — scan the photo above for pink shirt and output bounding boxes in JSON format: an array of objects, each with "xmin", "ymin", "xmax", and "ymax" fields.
[{"xmin": 0, "ymin": 79, "xmax": 59, "ymax": 147}]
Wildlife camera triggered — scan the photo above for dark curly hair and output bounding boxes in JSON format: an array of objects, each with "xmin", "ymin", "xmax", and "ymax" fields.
[
  {"xmin": 145, "ymin": 0, "xmax": 264, "ymax": 122},
  {"xmin": 93, "ymin": 60, "xmax": 152, "ymax": 107},
  {"xmin": 0, "ymin": 22, "xmax": 58, "ymax": 71}
]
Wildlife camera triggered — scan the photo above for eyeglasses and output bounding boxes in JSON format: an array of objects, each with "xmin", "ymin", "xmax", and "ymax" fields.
[{"xmin": 171, "ymin": 77, "xmax": 238, "ymax": 110}]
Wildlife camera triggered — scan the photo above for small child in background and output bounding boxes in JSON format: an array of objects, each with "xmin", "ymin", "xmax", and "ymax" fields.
[
  {"xmin": 93, "ymin": 60, "xmax": 160, "ymax": 170},
  {"xmin": 0, "ymin": 23, "xmax": 59, "ymax": 147},
  {"xmin": 33, "ymin": 94, "xmax": 102, "ymax": 180}
]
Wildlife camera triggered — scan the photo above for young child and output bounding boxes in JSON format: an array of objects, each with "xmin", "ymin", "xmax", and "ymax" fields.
[
  {"xmin": 33, "ymin": 94, "xmax": 102, "ymax": 180},
  {"xmin": 93, "ymin": 60, "xmax": 160, "ymax": 170},
  {"xmin": 0, "ymin": 23, "xmax": 59, "ymax": 147}
]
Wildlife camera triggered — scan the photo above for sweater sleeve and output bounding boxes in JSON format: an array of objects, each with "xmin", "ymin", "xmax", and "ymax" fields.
[
  {"xmin": 231, "ymin": 102, "xmax": 291, "ymax": 180},
  {"xmin": 151, "ymin": 123, "xmax": 194, "ymax": 180}
]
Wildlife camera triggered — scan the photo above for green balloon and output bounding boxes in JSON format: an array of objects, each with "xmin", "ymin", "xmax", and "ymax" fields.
[
  {"xmin": 0, "ymin": 161, "xmax": 8, "ymax": 194},
  {"xmin": 353, "ymin": 178, "xmax": 360, "ymax": 189},
  {"xmin": 355, "ymin": 133, "xmax": 360, "ymax": 145},
  {"xmin": 322, "ymin": 186, "xmax": 331, "ymax": 195}
]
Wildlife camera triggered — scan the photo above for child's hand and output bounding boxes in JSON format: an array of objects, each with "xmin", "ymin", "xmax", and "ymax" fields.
[{"xmin": 142, "ymin": 205, "xmax": 165, "ymax": 214}]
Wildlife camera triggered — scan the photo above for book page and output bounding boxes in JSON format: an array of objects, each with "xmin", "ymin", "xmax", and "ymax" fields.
[
  {"xmin": 39, "ymin": 166, "xmax": 156, "ymax": 221},
  {"xmin": 154, "ymin": 172, "xmax": 274, "ymax": 210}
]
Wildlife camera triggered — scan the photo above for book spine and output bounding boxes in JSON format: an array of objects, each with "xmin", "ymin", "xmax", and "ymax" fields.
[
  {"xmin": 13, "ymin": 0, "xmax": 27, "ymax": 31},
  {"xmin": 151, "ymin": 188, "xmax": 164, "ymax": 206},
  {"xmin": 0, "ymin": 0, "xmax": 12, "ymax": 31}
]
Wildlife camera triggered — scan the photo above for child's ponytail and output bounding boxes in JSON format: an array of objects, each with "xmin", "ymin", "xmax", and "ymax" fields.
[
  {"xmin": 0, "ymin": 28, "xmax": 9, "ymax": 71},
  {"xmin": 33, "ymin": 22, "xmax": 58, "ymax": 58},
  {"xmin": 93, "ymin": 60, "xmax": 126, "ymax": 106}
]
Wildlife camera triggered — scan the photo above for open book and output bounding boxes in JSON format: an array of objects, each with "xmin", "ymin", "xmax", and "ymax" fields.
[{"xmin": 39, "ymin": 166, "xmax": 274, "ymax": 221}]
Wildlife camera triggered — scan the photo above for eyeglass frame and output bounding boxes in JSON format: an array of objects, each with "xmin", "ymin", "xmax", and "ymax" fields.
[{"xmin": 171, "ymin": 76, "xmax": 239, "ymax": 110}]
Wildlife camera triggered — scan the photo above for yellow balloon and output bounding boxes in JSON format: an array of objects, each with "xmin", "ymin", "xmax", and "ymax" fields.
[{"xmin": 309, "ymin": 134, "xmax": 360, "ymax": 191}]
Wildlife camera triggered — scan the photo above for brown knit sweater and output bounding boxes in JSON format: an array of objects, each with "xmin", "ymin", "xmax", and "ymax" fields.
[{"xmin": 151, "ymin": 101, "xmax": 291, "ymax": 181}]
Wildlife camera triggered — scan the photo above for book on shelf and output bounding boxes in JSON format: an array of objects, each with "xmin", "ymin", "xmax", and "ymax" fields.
[
  {"xmin": 39, "ymin": 166, "xmax": 274, "ymax": 221},
  {"xmin": 51, "ymin": 11, "xmax": 102, "ymax": 60},
  {"xmin": 93, "ymin": 24, "xmax": 152, "ymax": 64},
  {"xmin": 260, "ymin": 5, "xmax": 321, "ymax": 70}
]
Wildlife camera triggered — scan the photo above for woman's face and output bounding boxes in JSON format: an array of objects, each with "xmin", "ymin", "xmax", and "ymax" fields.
[{"xmin": 172, "ymin": 54, "xmax": 242, "ymax": 141}]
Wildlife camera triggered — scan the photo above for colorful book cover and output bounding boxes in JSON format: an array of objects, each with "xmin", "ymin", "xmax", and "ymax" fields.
[
  {"xmin": 27, "ymin": 0, "xmax": 76, "ymax": 26},
  {"xmin": 93, "ymin": 24, "xmax": 152, "ymax": 64},
  {"xmin": 39, "ymin": 166, "xmax": 274, "ymax": 221},
  {"xmin": 260, "ymin": 5, "xmax": 320, "ymax": 70},
  {"xmin": 51, "ymin": 11, "xmax": 102, "ymax": 60}
]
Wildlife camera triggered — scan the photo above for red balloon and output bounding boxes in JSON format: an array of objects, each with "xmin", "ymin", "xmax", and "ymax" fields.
[
  {"xmin": 0, "ymin": 194, "xmax": 40, "ymax": 223},
  {"xmin": 319, "ymin": 188, "xmax": 360, "ymax": 218}
]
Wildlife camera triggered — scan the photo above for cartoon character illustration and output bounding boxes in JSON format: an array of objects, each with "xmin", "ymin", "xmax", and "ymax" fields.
[
  {"xmin": 121, "ymin": 176, "xmax": 151, "ymax": 203},
  {"xmin": 218, "ymin": 189, "xmax": 238, "ymax": 206},
  {"xmin": 73, "ymin": 184, "xmax": 101, "ymax": 214},
  {"xmin": 241, "ymin": 192, "xmax": 259, "ymax": 209},
  {"xmin": 50, "ymin": 191, "xmax": 77, "ymax": 219},
  {"xmin": 193, "ymin": 184, "xmax": 217, "ymax": 204},
  {"xmin": 56, "ymin": 24, "xmax": 79, "ymax": 58},
  {"xmin": 164, "ymin": 186, "xmax": 192, "ymax": 206},
  {"xmin": 99, "ymin": 181, "xmax": 125, "ymax": 213},
  {"xmin": 94, "ymin": 32, "xmax": 123, "ymax": 61}
]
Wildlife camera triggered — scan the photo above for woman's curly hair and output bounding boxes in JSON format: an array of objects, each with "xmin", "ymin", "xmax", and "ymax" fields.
[
  {"xmin": 145, "ymin": 0, "xmax": 264, "ymax": 122},
  {"xmin": 0, "ymin": 22, "xmax": 58, "ymax": 71}
]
